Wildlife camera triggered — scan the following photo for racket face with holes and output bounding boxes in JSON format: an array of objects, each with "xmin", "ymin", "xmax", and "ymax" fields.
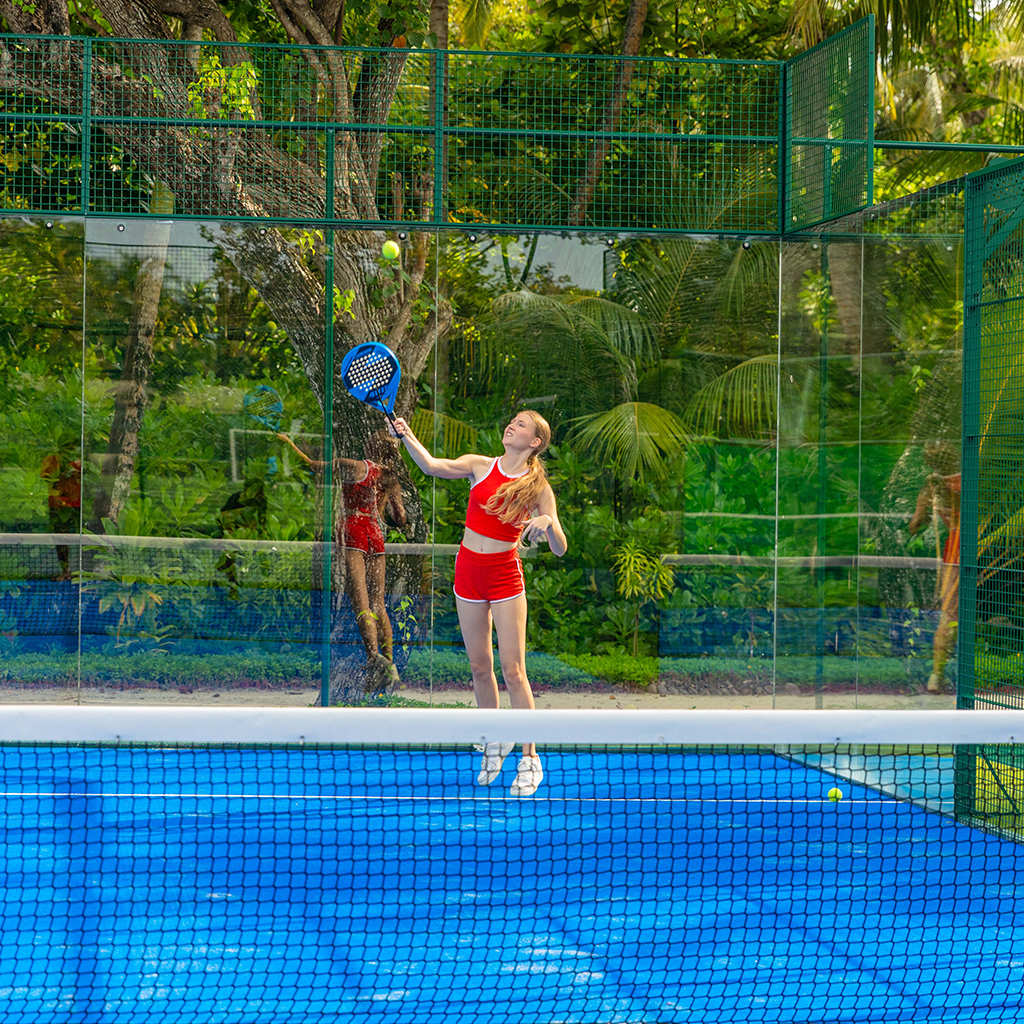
[
  {"xmin": 340, "ymin": 343, "xmax": 401, "ymax": 416},
  {"xmin": 244, "ymin": 385, "xmax": 283, "ymax": 430}
]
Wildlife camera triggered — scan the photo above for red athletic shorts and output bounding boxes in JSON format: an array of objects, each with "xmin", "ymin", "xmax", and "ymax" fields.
[
  {"xmin": 343, "ymin": 514, "xmax": 385, "ymax": 555},
  {"xmin": 453, "ymin": 545, "xmax": 525, "ymax": 604}
]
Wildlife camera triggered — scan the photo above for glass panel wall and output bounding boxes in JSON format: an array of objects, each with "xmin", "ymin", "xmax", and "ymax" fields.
[
  {"xmin": 0, "ymin": 193, "xmax": 964, "ymax": 709},
  {"xmin": 774, "ymin": 237, "xmax": 863, "ymax": 708},
  {"xmin": 857, "ymin": 233, "xmax": 962, "ymax": 707},
  {"xmin": 422, "ymin": 231, "xmax": 782, "ymax": 709},
  {"xmin": 79, "ymin": 217, "xmax": 327, "ymax": 706},
  {"xmin": 654, "ymin": 236, "xmax": 780, "ymax": 706},
  {"xmin": 0, "ymin": 217, "xmax": 85, "ymax": 699}
]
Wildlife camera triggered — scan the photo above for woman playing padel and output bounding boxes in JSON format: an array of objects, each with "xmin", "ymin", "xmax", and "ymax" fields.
[{"xmin": 390, "ymin": 410, "xmax": 567, "ymax": 796}]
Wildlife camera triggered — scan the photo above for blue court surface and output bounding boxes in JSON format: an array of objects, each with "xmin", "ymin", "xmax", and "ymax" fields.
[{"xmin": 2, "ymin": 746, "xmax": 1023, "ymax": 1023}]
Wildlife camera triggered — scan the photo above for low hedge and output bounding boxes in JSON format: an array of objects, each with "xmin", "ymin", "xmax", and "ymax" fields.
[
  {"xmin": 0, "ymin": 650, "xmax": 318, "ymax": 689},
  {"xmin": 0, "ymin": 647, "xmax": 938, "ymax": 694}
]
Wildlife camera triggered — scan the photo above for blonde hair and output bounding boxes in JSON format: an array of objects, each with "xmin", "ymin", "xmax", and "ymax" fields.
[{"xmin": 485, "ymin": 410, "xmax": 551, "ymax": 524}]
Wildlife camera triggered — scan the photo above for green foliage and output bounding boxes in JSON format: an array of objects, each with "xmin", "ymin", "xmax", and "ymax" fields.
[
  {"xmin": 187, "ymin": 55, "xmax": 259, "ymax": 122},
  {"xmin": 684, "ymin": 355, "xmax": 778, "ymax": 439},
  {"xmin": 562, "ymin": 652, "xmax": 659, "ymax": 687},
  {"xmin": 572, "ymin": 403, "xmax": 690, "ymax": 483},
  {"xmin": 492, "ymin": 0, "xmax": 791, "ymax": 61},
  {"xmin": 0, "ymin": 649, "xmax": 318, "ymax": 689},
  {"xmin": 410, "ymin": 408, "xmax": 479, "ymax": 458}
]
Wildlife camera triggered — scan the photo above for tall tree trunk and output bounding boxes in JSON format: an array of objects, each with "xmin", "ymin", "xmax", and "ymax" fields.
[
  {"xmin": 826, "ymin": 241, "xmax": 863, "ymax": 354},
  {"xmin": 567, "ymin": 0, "xmax": 648, "ymax": 227},
  {"xmin": 91, "ymin": 189, "xmax": 173, "ymax": 528}
]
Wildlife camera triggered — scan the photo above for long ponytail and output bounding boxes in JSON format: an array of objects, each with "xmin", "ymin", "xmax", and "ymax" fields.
[{"xmin": 484, "ymin": 410, "xmax": 551, "ymax": 524}]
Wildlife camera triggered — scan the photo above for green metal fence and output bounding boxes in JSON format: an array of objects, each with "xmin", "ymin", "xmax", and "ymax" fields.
[
  {"xmin": 0, "ymin": 26, "xmax": 875, "ymax": 234},
  {"xmin": 784, "ymin": 18, "xmax": 874, "ymax": 232},
  {"xmin": 957, "ymin": 156, "xmax": 1024, "ymax": 833}
]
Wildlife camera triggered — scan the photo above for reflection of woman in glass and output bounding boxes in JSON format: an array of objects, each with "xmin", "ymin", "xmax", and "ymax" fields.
[
  {"xmin": 390, "ymin": 410, "xmax": 567, "ymax": 796},
  {"xmin": 908, "ymin": 441, "xmax": 960, "ymax": 694},
  {"xmin": 277, "ymin": 431, "xmax": 407, "ymax": 690},
  {"xmin": 40, "ymin": 446, "xmax": 82, "ymax": 581}
]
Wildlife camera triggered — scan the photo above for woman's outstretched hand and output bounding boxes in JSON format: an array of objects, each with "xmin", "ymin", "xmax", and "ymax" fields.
[{"xmin": 389, "ymin": 417, "xmax": 410, "ymax": 439}]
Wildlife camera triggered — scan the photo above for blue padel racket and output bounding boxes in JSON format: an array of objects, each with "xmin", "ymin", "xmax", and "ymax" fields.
[
  {"xmin": 244, "ymin": 384, "xmax": 283, "ymax": 475},
  {"xmin": 340, "ymin": 342, "xmax": 401, "ymax": 426},
  {"xmin": 244, "ymin": 385, "xmax": 283, "ymax": 431}
]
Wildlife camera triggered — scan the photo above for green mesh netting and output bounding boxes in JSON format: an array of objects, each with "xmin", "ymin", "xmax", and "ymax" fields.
[
  {"xmin": 784, "ymin": 18, "xmax": 874, "ymax": 232},
  {"xmin": 0, "ymin": 28, "xmax": 875, "ymax": 234},
  {"xmin": 956, "ymin": 156, "xmax": 1024, "ymax": 835}
]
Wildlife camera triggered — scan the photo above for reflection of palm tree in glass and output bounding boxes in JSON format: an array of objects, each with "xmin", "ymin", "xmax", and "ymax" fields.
[
  {"xmin": 907, "ymin": 442, "xmax": 960, "ymax": 694},
  {"xmin": 278, "ymin": 431, "xmax": 407, "ymax": 691}
]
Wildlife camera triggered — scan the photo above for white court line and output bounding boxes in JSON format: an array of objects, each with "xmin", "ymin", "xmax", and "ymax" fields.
[{"xmin": 0, "ymin": 791, "xmax": 897, "ymax": 804}]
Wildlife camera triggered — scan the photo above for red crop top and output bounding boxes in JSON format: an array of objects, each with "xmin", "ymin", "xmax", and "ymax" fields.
[
  {"xmin": 342, "ymin": 461, "xmax": 381, "ymax": 519},
  {"xmin": 465, "ymin": 458, "xmax": 530, "ymax": 542}
]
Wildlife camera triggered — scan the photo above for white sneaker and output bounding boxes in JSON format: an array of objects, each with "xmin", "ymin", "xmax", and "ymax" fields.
[
  {"xmin": 475, "ymin": 741, "xmax": 514, "ymax": 785},
  {"xmin": 510, "ymin": 755, "xmax": 543, "ymax": 797}
]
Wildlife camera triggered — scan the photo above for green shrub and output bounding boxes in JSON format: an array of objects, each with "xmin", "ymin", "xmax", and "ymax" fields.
[
  {"xmin": 562, "ymin": 653, "xmax": 659, "ymax": 687},
  {"xmin": 0, "ymin": 650, "xmax": 318, "ymax": 689}
]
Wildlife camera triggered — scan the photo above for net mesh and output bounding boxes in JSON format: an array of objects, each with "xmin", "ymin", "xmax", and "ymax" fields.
[
  {"xmin": 0, "ymin": 30, "xmax": 877, "ymax": 234},
  {"xmin": 0, "ymin": 707, "xmax": 1022, "ymax": 1023}
]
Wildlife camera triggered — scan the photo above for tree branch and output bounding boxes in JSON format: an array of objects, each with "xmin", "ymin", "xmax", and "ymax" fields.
[
  {"xmin": 71, "ymin": 0, "xmax": 112, "ymax": 36},
  {"xmin": 93, "ymin": 0, "xmax": 174, "ymax": 39},
  {"xmin": 567, "ymin": 0, "xmax": 648, "ymax": 227},
  {"xmin": 352, "ymin": 49, "xmax": 409, "ymax": 186},
  {"xmin": 0, "ymin": 0, "xmax": 28, "ymax": 33},
  {"xmin": 386, "ymin": 232, "xmax": 430, "ymax": 350},
  {"xmin": 1, "ymin": 0, "xmax": 70, "ymax": 33}
]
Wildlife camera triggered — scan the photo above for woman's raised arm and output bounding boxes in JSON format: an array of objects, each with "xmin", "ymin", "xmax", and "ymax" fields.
[{"xmin": 390, "ymin": 418, "xmax": 490, "ymax": 481}]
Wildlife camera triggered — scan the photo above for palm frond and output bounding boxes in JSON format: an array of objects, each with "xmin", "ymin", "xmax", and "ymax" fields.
[
  {"xmin": 567, "ymin": 296, "xmax": 659, "ymax": 364},
  {"xmin": 787, "ymin": 0, "xmax": 827, "ymax": 52},
  {"xmin": 410, "ymin": 409, "xmax": 479, "ymax": 458},
  {"xmin": 482, "ymin": 291, "xmax": 637, "ymax": 412},
  {"xmin": 683, "ymin": 354, "xmax": 779, "ymax": 440},
  {"xmin": 853, "ymin": 0, "xmax": 974, "ymax": 67},
  {"xmin": 608, "ymin": 236, "xmax": 778, "ymax": 360},
  {"xmin": 570, "ymin": 402, "xmax": 690, "ymax": 482},
  {"xmin": 713, "ymin": 242, "xmax": 780, "ymax": 325},
  {"xmin": 455, "ymin": 0, "xmax": 498, "ymax": 47}
]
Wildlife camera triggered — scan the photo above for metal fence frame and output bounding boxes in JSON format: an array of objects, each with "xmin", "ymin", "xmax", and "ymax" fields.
[
  {"xmin": 0, "ymin": 23, "xmax": 876, "ymax": 235},
  {"xmin": 956, "ymin": 157, "xmax": 1024, "ymax": 834}
]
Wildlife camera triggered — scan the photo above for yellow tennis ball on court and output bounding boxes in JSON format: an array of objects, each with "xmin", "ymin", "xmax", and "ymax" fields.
[
  {"xmin": 382, "ymin": 240, "xmax": 400, "ymax": 260},
  {"xmin": 828, "ymin": 787, "xmax": 844, "ymax": 803}
]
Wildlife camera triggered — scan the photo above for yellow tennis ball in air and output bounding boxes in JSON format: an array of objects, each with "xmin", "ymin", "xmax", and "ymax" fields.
[
  {"xmin": 828, "ymin": 787, "xmax": 844, "ymax": 803},
  {"xmin": 382, "ymin": 240, "xmax": 400, "ymax": 260}
]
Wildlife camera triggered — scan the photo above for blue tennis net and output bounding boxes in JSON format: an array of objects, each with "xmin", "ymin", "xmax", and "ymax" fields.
[{"xmin": 2, "ymin": 708, "xmax": 1024, "ymax": 1024}]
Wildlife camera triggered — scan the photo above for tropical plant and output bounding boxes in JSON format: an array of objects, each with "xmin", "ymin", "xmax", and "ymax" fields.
[{"xmin": 612, "ymin": 536, "xmax": 675, "ymax": 656}]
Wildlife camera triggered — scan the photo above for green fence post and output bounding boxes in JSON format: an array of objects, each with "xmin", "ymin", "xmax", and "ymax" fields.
[
  {"xmin": 865, "ymin": 14, "xmax": 875, "ymax": 206},
  {"xmin": 434, "ymin": 49, "xmax": 445, "ymax": 227},
  {"xmin": 777, "ymin": 61, "xmax": 788, "ymax": 233},
  {"xmin": 958, "ymin": 174, "xmax": 981, "ymax": 714},
  {"xmin": 320, "ymin": 129, "xmax": 336, "ymax": 709},
  {"xmin": 815, "ymin": 242, "xmax": 831, "ymax": 708},
  {"xmin": 81, "ymin": 37, "xmax": 91, "ymax": 214}
]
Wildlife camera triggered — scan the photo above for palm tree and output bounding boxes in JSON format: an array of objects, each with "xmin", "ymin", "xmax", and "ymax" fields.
[{"xmin": 476, "ymin": 286, "xmax": 690, "ymax": 482}]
